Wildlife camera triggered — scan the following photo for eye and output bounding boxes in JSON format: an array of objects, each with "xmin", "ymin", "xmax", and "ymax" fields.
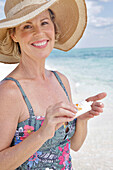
[
  {"xmin": 41, "ymin": 21, "xmax": 49, "ymax": 26},
  {"xmin": 23, "ymin": 25, "xmax": 32, "ymax": 29}
]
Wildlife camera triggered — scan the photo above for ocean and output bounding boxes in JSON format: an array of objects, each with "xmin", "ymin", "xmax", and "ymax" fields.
[
  {"xmin": 0, "ymin": 47, "xmax": 113, "ymax": 169},
  {"xmin": 47, "ymin": 47, "xmax": 113, "ymax": 170},
  {"xmin": 46, "ymin": 47, "xmax": 113, "ymax": 103}
]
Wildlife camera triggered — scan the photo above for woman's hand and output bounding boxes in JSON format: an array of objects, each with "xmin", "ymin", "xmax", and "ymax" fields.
[
  {"xmin": 40, "ymin": 102, "xmax": 77, "ymax": 140},
  {"xmin": 77, "ymin": 92, "xmax": 107, "ymax": 121}
]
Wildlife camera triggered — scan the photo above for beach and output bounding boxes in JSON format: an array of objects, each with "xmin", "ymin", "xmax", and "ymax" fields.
[
  {"xmin": 46, "ymin": 47, "xmax": 113, "ymax": 170},
  {"xmin": 0, "ymin": 47, "xmax": 113, "ymax": 170}
]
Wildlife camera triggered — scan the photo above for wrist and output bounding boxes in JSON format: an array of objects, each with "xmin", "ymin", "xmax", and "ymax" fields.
[
  {"xmin": 36, "ymin": 126, "xmax": 49, "ymax": 143},
  {"xmin": 77, "ymin": 118, "xmax": 88, "ymax": 125}
]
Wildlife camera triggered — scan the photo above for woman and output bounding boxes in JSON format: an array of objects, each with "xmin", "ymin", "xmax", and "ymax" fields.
[{"xmin": 0, "ymin": 0, "xmax": 106, "ymax": 169}]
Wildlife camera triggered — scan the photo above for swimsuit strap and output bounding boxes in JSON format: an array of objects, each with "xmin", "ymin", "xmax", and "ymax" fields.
[
  {"xmin": 52, "ymin": 71, "xmax": 70, "ymax": 101},
  {"xmin": 2, "ymin": 71, "xmax": 70, "ymax": 117},
  {"xmin": 2, "ymin": 77, "xmax": 34, "ymax": 117}
]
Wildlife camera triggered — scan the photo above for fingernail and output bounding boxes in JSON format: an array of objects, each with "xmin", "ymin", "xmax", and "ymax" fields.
[
  {"xmin": 74, "ymin": 107, "xmax": 78, "ymax": 111},
  {"xmin": 71, "ymin": 112, "xmax": 76, "ymax": 116}
]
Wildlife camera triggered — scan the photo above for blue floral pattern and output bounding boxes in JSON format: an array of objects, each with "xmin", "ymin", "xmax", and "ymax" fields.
[
  {"xmin": 3, "ymin": 72, "xmax": 77, "ymax": 169},
  {"xmin": 12, "ymin": 116, "xmax": 76, "ymax": 169}
]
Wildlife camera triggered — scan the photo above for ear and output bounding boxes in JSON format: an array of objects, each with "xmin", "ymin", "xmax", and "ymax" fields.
[{"xmin": 10, "ymin": 29, "xmax": 18, "ymax": 43}]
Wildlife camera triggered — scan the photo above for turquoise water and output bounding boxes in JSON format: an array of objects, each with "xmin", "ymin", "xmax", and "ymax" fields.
[
  {"xmin": 0, "ymin": 47, "xmax": 113, "ymax": 169},
  {"xmin": 46, "ymin": 47, "xmax": 113, "ymax": 104},
  {"xmin": 1, "ymin": 47, "xmax": 112, "ymax": 104},
  {"xmin": 46, "ymin": 47, "xmax": 113, "ymax": 169},
  {"xmin": 0, "ymin": 47, "xmax": 113, "ymax": 109}
]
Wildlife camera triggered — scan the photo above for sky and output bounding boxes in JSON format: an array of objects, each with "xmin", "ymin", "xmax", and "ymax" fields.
[{"xmin": 0, "ymin": 0, "xmax": 113, "ymax": 48}]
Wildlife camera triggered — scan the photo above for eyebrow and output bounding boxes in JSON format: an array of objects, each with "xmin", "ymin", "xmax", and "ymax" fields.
[
  {"xmin": 24, "ymin": 17, "xmax": 49, "ymax": 24},
  {"xmin": 24, "ymin": 22, "xmax": 32, "ymax": 24},
  {"xmin": 40, "ymin": 17, "xmax": 50, "ymax": 21}
]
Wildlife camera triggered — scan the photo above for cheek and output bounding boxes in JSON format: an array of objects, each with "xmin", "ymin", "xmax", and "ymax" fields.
[
  {"xmin": 17, "ymin": 32, "xmax": 32, "ymax": 45},
  {"xmin": 48, "ymin": 27, "xmax": 55, "ymax": 41},
  {"xmin": 47, "ymin": 23, "xmax": 55, "ymax": 38},
  {"xmin": 19, "ymin": 32, "xmax": 30, "ymax": 39}
]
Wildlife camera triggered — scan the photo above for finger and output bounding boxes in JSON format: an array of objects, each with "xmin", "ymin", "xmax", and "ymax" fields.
[
  {"xmin": 86, "ymin": 92, "xmax": 107, "ymax": 102},
  {"xmin": 92, "ymin": 105, "xmax": 103, "ymax": 113},
  {"xmin": 87, "ymin": 113, "xmax": 95, "ymax": 118},
  {"xmin": 55, "ymin": 102, "xmax": 77, "ymax": 114},
  {"xmin": 92, "ymin": 102, "xmax": 104, "ymax": 108},
  {"xmin": 89, "ymin": 110, "xmax": 100, "ymax": 116},
  {"xmin": 58, "ymin": 102, "xmax": 77, "ymax": 112},
  {"xmin": 48, "ymin": 102, "xmax": 77, "ymax": 115},
  {"xmin": 55, "ymin": 107, "xmax": 76, "ymax": 118},
  {"xmin": 55, "ymin": 116, "xmax": 75, "ymax": 124},
  {"xmin": 56, "ymin": 122, "xmax": 64, "ymax": 131},
  {"xmin": 46, "ymin": 103, "xmax": 76, "ymax": 121}
]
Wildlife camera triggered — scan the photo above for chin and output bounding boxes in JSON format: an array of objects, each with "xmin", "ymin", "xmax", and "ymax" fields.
[
  {"xmin": 39, "ymin": 47, "xmax": 53, "ymax": 58},
  {"xmin": 36, "ymin": 50, "xmax": 51, "ymax": 60}
]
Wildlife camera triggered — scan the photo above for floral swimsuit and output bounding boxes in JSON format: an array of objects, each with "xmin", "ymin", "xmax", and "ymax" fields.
[{"xmin": 3, "ymin": 71, "xmax": 76, "ymax": 170}]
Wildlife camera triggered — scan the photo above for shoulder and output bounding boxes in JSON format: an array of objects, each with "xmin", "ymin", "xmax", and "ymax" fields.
[
  {"xmin": 55, "ymin": 71, "xmax": 69, "ymax": 85},
  {"xmin": 0, "ymin": 78, "xmax": 19, "ymax": 101},
  {"xmin": 0, "ymin": 79, "xmax": 21, "ymax": 118},
  {"xmin": 0, "ymin": 79, "xmax": 20, "ymax": 150},
  {"xmin": 54, "ymin": 71, "xmax": 72, "ymax": 102}
]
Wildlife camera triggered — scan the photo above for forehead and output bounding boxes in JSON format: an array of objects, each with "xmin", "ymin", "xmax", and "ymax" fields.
[{"xmin": 24, "ymin": 10, "xmax": 50, "ymax": 24}]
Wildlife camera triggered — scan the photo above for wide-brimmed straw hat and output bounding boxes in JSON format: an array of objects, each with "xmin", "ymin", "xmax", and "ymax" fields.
[{"xmin": 0, "ymin": 0, "xmax": 87, "ymax": 64}]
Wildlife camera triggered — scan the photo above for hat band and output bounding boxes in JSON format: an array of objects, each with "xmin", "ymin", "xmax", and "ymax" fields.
[{"xmin": 7, "ymin": 0, "xmax": 50, "ymax": 17}]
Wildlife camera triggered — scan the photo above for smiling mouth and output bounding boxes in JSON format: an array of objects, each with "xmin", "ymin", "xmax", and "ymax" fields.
[{"xmin": 31, "ymin": 40, "xmax": 49, "ymax": 48}]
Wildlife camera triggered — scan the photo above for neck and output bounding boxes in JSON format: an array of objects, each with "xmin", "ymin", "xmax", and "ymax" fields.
[{"xmin": 18, "ymin": 54, "xmax": 48, "ymax": 80}]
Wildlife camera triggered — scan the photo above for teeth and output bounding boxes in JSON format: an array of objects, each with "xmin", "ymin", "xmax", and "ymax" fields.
[{"xmin": 33, "ymin": 41, "xmax": 47, "ymax": 47}]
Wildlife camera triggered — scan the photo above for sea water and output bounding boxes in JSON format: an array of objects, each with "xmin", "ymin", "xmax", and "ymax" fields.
[
  {"xmin": 0, "ymin": 47, "xmax": 113, "ymax": 169},
  {"xmin": 1, "ymin": 47, "xmax": 112, "ymax": 103},
  {"xmin": 46, "ymin": 47, "xmax": 113, "ymax": 125},
  {"xmin": 46, "ymin": 47, "xmax": 113, "ymax": 103},
  {"xmin": 46, "ymin": 47, "xmax": 113, "ymax": 169}
]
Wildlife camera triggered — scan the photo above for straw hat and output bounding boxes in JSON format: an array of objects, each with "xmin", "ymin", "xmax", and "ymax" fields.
[{"xmin": 0, "ymin": 0, "xmax": 87, "ymax": 64}]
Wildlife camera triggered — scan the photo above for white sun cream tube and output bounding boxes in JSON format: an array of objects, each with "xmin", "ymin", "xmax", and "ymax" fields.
[
  {"xmin": 74, "ymin": 100, "xmax": 93, "ymax": 118},
  {"xmin": 63, "ymin": 100, "xmax": 93, "ymax": 128}
]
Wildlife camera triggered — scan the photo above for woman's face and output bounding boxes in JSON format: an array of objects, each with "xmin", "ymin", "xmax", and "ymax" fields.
[{"xmin": 12, "ymin": 10, "xmax": 55, "ymax": 60}]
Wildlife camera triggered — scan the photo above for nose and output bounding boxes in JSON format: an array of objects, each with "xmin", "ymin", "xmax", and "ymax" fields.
[{"xmin": 34, "ymin": 25, "xmax": 43, "ymax": 35}]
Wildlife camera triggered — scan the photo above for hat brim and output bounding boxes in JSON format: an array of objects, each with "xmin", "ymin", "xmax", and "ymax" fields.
[
  {"xmin": 0, "ymin": 53, "xmax": 20, "ymax": 64},
  {"xmin": 0, "ymin": 0, "xmax": 87, "ymax": 64}
]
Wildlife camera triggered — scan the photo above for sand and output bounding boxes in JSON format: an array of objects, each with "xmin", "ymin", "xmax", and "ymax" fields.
[
  {"xmin": 0, "ymin": 63, "xmax": 113, "ymax": 170},
  {"xmin": 71, "ymin": 105, "xmax": 113, "ymax": 170}
]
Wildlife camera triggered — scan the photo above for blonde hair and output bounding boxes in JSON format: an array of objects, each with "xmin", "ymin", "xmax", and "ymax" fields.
[
  {"xmin": 48, "ymin": 9, "xmax": 61, "ymax": 42},
  {"xmin": 0, "ymin": 9, "xmax": 60, "ymax": 58},
  {"xmin": 0, "ymin": 28, "xmax": 20, "ymax": 59}
]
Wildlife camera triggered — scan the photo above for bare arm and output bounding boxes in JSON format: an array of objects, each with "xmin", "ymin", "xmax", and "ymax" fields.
[
  {"xmin": 0, "ymin": 81, "xmax": 49, "ymax": 170},
  {"xmin": 56, "ymin": 72, "xmax": 88, "ymax": 151},
  {"xmin": 71, "ymin": 92, "xmax": 107, "ymax": 151},
  {"xmin": 0, "ymin": 80, "xmax": 76, "ymax": 170},
  {"xmin": 56, "ymin": 72, "xmax": 107, "ymax": 152},
  {"xmin": 0, "ymin": 129, "xmax": 48, "ymax": 170},
  {"xmin": 70, "ymin": 119, "xmax": 88, "ymax": 151}
]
